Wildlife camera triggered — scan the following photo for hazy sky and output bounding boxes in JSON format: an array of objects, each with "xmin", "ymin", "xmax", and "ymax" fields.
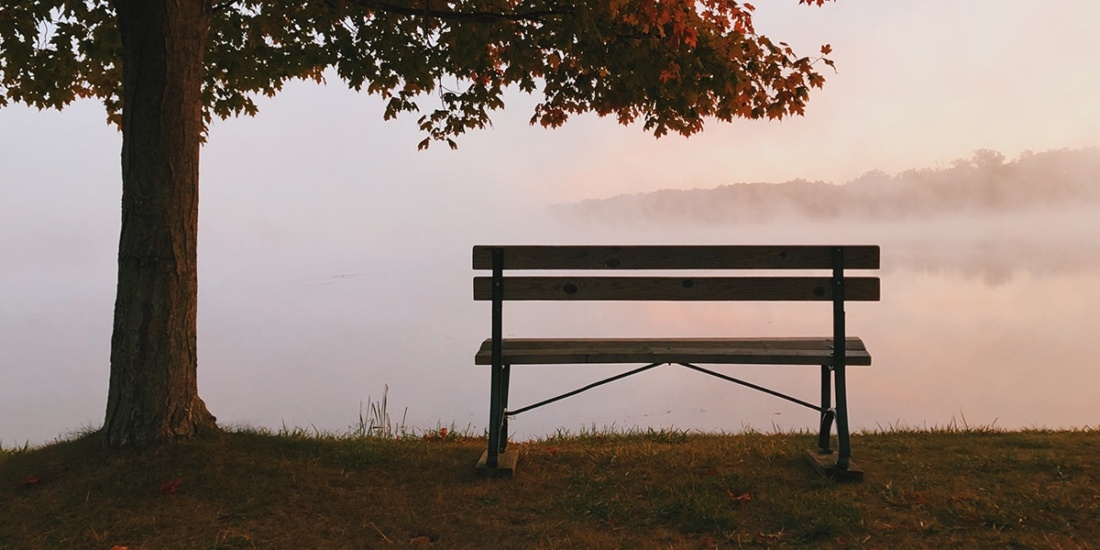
[
  {"xmin": 2, "ymin": 0, "xmax": 1100, "ymax": 444},
  {"xmin": 4, "ymin": 1, "xmax": 1099, "ymax": 199}
]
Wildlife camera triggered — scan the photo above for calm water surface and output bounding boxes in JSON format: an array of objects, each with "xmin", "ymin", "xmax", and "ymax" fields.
[{"xmin": 2, "ymin": 202, "xmax": 1098, "ymax": 445}]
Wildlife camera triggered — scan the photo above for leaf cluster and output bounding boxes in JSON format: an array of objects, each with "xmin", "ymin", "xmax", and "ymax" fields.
[
  {"xmin": 0, "ymin": 1, "xmax": 119, "ymax": 119},
  {"xmin": 1, "ymin": 0, "xmax": 835, "ymax": 147}
]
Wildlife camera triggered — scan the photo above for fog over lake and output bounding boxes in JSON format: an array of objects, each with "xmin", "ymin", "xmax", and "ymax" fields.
[{"xmin": 3, "ymin": 136, "xmax": 1098, "ymax": 445}]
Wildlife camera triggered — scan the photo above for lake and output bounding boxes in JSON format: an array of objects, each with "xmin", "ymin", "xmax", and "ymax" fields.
[{"xmin": 3, "ymin": 192, "xmax": 1097, "ymax": 446}]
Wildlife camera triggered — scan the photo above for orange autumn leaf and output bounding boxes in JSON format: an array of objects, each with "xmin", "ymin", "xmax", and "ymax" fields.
[
  {"xmin": 682, "ymin": 27, "xmax": 698, "ymax": 48},
  {"xmin": 111, "ymin": 546, "xmax": 129, "ymax": 550},
  {"xmin": 160, "ymin": 477, "xmax": 182, "ymax": 494},
  {"xmin": 820, "ymin": 43, "xmax": 833, "ymax": 55}
]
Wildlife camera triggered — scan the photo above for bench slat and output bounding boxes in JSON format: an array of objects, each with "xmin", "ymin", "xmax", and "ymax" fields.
[
  {"xmin": 473, "ymin": 245, "xmax": 880, "ymax": 270},
  {"xmin": 473, "ymin": 276, "xmax": 880, "ymax": 301},
  {"xmin": 474, "ymin": 337, "xmax": 871, "ymax": 366}
]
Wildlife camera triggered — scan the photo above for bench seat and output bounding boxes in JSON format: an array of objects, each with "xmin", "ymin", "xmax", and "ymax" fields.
[{"xmin": 475, "ymin": 337, "xmax": 871, "ymax": 366}]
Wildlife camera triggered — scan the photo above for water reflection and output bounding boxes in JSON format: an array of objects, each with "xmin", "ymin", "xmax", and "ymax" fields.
[
  {"xmin": 491, "ymin": 199, "xmax": 1100, "ymax": 438},
  {"xmin": 3, "ymin": 179, "xmax": 1099, "ymax": 445},
  {"xmin": 492, "ymin": 267, "xmax": 1100, "ymax": 440}
]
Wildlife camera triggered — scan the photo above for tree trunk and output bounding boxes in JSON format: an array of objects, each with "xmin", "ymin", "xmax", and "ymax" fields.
[{"xmin": 104, "ymin": 0, "xmax": 217, "ymax": 448}]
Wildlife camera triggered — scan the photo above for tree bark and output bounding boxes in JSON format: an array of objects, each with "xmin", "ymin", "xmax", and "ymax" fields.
[{"xmin": 104, "ymin": 0, "xmax": 217, "ymax": 448}]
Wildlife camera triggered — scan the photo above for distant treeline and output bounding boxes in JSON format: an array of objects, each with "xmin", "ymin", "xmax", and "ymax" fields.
[{"xmin": 563, "ymin": 148, "xmax": 1100, "ymax": 224}]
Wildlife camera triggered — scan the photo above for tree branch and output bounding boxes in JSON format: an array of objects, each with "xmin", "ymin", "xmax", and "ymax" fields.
[
  {"xmin": 210, "ymin": 0, "xmax": 570, "ymax": 22},
  {"xmin": 352, "ymin": 0, "xmax": 573, "ymax": 23}
]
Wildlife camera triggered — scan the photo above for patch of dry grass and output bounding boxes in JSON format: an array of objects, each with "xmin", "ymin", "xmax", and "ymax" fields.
[{"xmin": 2, "ymin": 426, "xmax": 1098, "ymax": 548}]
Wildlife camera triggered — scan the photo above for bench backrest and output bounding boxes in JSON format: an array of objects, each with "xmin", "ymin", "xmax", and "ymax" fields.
[{"xmin": 473, "ymin": 245, "xmax": 880, "ymax": 302}]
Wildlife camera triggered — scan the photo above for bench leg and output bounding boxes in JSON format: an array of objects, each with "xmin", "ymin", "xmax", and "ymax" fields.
[
  {"xmin": 487, "ymin": 362, "xmax": 504, "ymax": 468},
  {"xmin": 834, "ymin": 364, "xmax": 851, "ymax": 471},
  {"xmin": 499, "ymin": 364, "xmax": 511, "ymax": 453},
  {"xmin": 486, "ymin": 362, "xmax": 512, "ymax": 467},
  {"xmin": 817, "ymin": 364, "xmax": 835, "ymax": 453},
  {"xmin": 807, "ymin": 363, "xmax": 861, "ymax": 481}
]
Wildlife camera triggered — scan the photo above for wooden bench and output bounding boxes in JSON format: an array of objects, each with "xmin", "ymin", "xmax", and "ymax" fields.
[{"xmin": 473, "ymin": 245, "xmax": 880, "ymax": 480}]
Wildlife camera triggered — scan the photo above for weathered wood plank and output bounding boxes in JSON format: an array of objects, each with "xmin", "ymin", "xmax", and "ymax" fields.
[
  {"xmin": 474, "ymin": 337, "xmax": 872, "ymax": 366},
  {"xmin": 477, "ymin": 337, "xmax": 868, "ymax": 351},
  {"xmin": 473, "ymin": 276, "xmax": 880, "ymax": 302},
  {"xmin": 473, "ymin": 245, "xmax": 880, "ymax": 270}
]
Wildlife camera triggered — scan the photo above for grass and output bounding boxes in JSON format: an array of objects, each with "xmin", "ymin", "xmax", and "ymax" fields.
[{"xmin": 2, "ymin": 424, "xmax": 1098, "ymax": 549}]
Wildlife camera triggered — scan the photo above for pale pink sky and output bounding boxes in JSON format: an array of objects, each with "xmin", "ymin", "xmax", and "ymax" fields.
[
  {"xmin": 4, "ymin": 1, "xmax": 1098, "ymax": 201},
  {"xmin": 489, "ymin": 0, "xmax": 1100, "ymax": 199}
]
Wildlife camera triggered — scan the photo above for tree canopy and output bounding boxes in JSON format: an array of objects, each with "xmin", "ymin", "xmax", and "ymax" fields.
[
  {"xmin": 1, "ymin": 0, "xmax": 835, "ymax": 447},
  {"xmin": 2, "ymin": 0, "xmax": 834, "ymax": 147}
]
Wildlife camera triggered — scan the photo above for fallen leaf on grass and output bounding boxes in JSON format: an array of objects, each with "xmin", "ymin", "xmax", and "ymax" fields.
[
  {"xmin": 727, "ymin": 489, "xmax": 752, "ymax": 503},
  {"xmin": 757, "ymin": 529, "xmax": 784, "ymax": 542},
  {"xmin": 110, "ymin": 546, "xmax": 129, "ymax": 550},
  {"xmin": 21, "ymin": 474, "xmax": 41, "ymax": 487},
  {"xmin": 160, "ymin": 478, "xmax": 182, "ymax": 494}
]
